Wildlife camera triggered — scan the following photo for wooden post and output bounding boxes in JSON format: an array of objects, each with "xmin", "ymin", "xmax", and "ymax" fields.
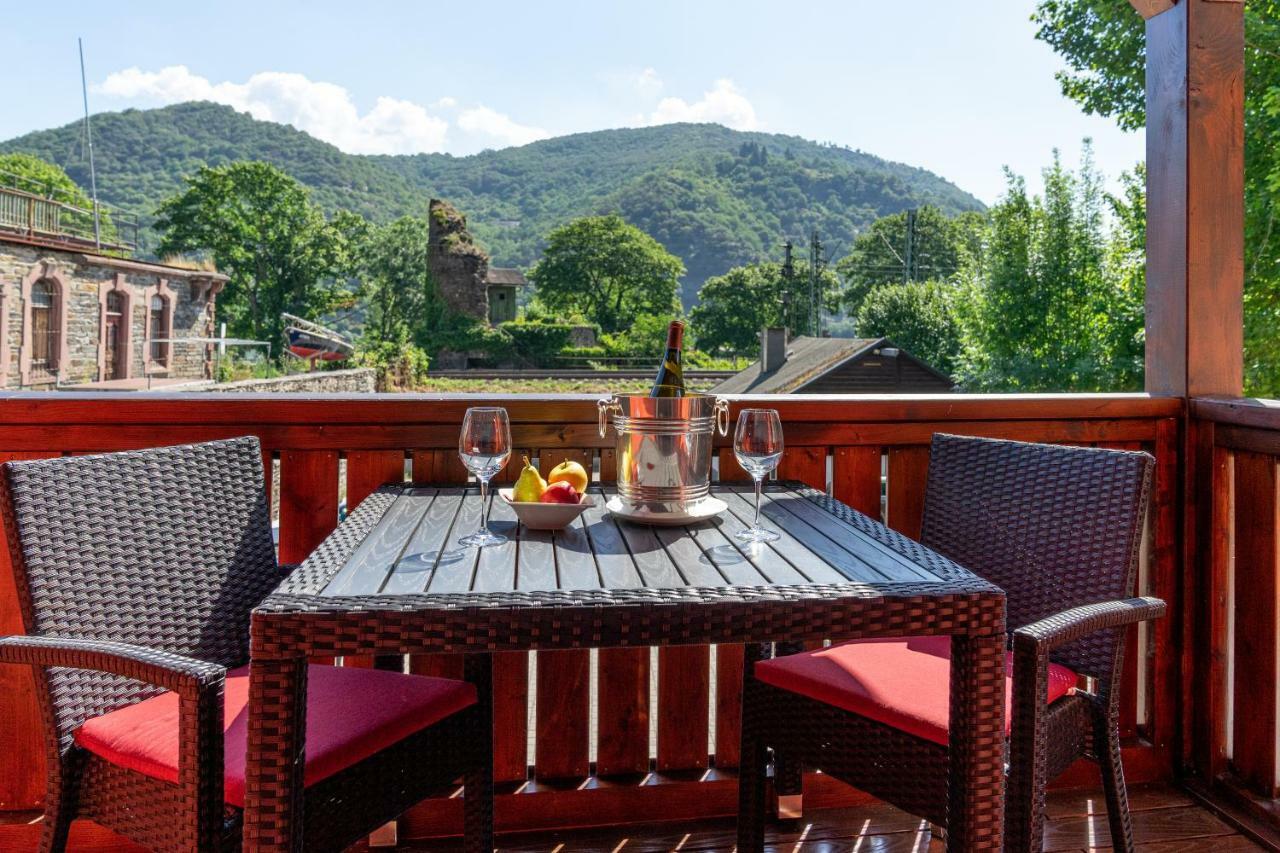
[
  {"xmin": 1143, "ymin": 0, "xmax": 1244, "ymax": 398},
  {"xmin": 1141, "ymin": 0, "xmax": 1245, "ymax": 790}
]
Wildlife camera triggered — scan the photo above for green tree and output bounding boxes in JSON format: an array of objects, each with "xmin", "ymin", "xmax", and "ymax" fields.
[
  {"xmin": 958, "ymin": 147, "xmax": 1145, "ymax": 392},
  {"xmin": 155, "ymin": 161, "xmax": 353, "ymax": 348},
  {"xmin": 856, "ymin": 280, "xmax": 963, "ymax": 377},
  {"xmin": 528, "ymin": 214, "xmax": 683, "ymax": 333},
  {"xmin": 836, "ymin": 206, "xmax": 985, "ymax": 314},
  {"xmin": 351, "ymin": 215, "xmax": 440, "ymax": 345},
  {"xmin": 0, "ymin": 153, "xmax": 117, "ymax": 244},
  {"xmin": 691, "ymin": 261, "xmax": 839, "ymax": 356},
  {"xmin": 1033, "ymin": 0, "xmax": 1280, "ymax": 393}
]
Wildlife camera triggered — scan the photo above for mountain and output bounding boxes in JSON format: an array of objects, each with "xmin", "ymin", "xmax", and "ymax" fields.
[{"xmin": 1, "ymin": 102, "xmax": 984, "ymax": 303}]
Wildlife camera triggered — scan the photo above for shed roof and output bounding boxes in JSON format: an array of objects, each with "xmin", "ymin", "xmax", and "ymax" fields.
[
  {"xmin": 713, "ymin": 336, "xmax": 883, "ymax": 394},
  {"xmin": 485, "ymin": 267, "xmax": 528, "ymax": 286}
]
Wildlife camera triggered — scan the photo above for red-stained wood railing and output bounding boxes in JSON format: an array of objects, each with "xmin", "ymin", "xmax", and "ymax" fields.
[
  {"xmin": 0, "ymin": 392, "xmax": 1183, "ymax": 840},
  {"xmin": 1188, "ymin": 397, "xmax": 1280, "ymax": 824}
]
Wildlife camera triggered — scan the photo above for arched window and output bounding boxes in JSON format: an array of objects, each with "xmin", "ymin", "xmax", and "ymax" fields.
[
  {"xmin": 149, "ymin": 294, "xmax": 170, "ymax": 367},
  {"xmin": 29, "ymin": 280, "xmax": 58, "ymax": 379}
]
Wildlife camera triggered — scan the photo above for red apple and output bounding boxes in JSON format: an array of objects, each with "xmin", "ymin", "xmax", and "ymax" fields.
[{"xmin": 539, "ymin": 481, "xmax": 580, "ymax": 504}]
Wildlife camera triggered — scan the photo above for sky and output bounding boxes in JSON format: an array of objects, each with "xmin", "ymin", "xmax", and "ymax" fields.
[{"xmin": 0, "ymin": 0, "xmax": 1144, "ymax": 206}]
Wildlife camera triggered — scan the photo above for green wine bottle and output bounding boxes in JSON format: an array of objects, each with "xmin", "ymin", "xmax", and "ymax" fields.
[{"xmin": 650, "ymin": 320, "xmax": 687, "ymax": 398}]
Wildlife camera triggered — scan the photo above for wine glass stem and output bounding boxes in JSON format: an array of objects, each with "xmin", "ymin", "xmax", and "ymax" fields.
[
  {"xmin": 753, "ymin": 475, "xmax": 763, "ymax": 530},
  {"xmin": 479, "ymin": 477, "xmax": 490, "ymax": 536}
]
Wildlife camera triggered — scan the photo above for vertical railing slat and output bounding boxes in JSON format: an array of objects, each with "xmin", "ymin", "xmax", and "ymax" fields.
[
  {"xmin": 0, "ymin": 452, "xmax": 55, "ymax": 810},
  {"xmin": 1100, "ymin": 441, "xmax": 1145, "ymax": 738},
  {"xmin": 1230, "ymin": 449, "xmax": 1279, "ymax": 796},
  {"xmin": 657, "ymin": 645, "xmax": 710, "ymax": 771},
  {"xmin": 714, "ymin": 643, "xmax": 744, "ymax": 769},
  {"xmin": 278, "ymin": 450, "xmax": 341, "ymax": 667},
  {"xmin": 346, "ymin": 450, "xmax": 406, "ymax": 511},
  {"xmin": 594, "ymin": 451, "xmax": 652, "ymax": 777},
  {"xmin": 534, "ymin": 448, "xmax": 593, "ymax": 781},
  {"xmin": 833, "ymin": 445, "xmax": 883, "ymax": 520},
  {"xmin": 779, "ymin": 446, "xmax": 827, "ymax": 492},
  {"xmin": 278, "ymin": 449, "xmax": 340, "ymax": 566},
  {"xmin": 886, "ymin": 446, "xmax": 930, "ymax": 538}
]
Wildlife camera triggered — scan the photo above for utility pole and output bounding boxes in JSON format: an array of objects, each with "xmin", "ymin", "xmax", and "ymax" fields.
[
  {"xmin": 808, "ymin": 228, "xmax": 824, "ymax": 337},
  {"xmin": 781, "ymin": 240, "xmax": 795, "ymax": 334},
  {"xmin": 903, "ymin": 208, "xmax": 918, "ymax": 284},
  {"xmin": 78, "ymin": 38, "xmax": 101, "ymax": 249}
]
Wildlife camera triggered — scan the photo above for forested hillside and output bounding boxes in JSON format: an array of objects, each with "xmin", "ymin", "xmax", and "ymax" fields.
[{"xmin": 1, "ymin": 101, "xmax": 984, "ymax": 301}]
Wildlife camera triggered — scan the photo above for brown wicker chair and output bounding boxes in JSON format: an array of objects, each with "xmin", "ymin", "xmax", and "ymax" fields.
[
  {"xmin": 737, "ymin": 434, "xmax": 1166, "ymax": 853},
  {"xmin": 0, "ymin": 437, "xmax": 492, "ymax": 853}
]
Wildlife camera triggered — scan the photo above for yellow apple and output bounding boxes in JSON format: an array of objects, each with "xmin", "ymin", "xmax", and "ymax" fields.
[{"xmin": 547, "ymin": 458, "xmax": 589, "ymax": 495}]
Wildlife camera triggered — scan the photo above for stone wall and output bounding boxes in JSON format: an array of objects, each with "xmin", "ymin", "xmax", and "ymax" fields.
[
  {"xmin": 427, "ymin": 198, "xmax": 489, "ymax": 320},
  {"xmin": 0, "ymin": 237, "xmax": 224, "ymax": 389},
  {"xmin": 195, "ymin": 367, "xmax": 377, "ymax": 394}
]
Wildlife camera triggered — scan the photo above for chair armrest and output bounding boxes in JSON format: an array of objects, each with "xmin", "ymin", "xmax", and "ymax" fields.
[
  {"xmin": 0, "ymin": 635, "xmax": 225, "ymax": 694},
  {"xmin": 1013, "ymin": 597, "xmax": 1166, "ymax": 655}
]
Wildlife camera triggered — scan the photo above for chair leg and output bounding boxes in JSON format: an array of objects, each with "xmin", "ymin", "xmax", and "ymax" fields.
[
  {"xmin": 39, "ymin": 759, "xmax": 80, "ymax": 853},
  {"xmin": 737, "ymin": 644, "xmax": 769, "ymax": 853},
  {"xmin": 773, "ymin": 751, "xmax": 803, "ymax": 818},
  {"xmin": 1097, "ymin": 715, "xmax": 1135, "ymax": 853}
]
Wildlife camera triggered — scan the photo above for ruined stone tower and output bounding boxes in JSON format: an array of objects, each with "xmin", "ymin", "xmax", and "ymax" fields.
[{"xmin": 427, "ymin": 198, "xmax": 490, "ymax": 320}]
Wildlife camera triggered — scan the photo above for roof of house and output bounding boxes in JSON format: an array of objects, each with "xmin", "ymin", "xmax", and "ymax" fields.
[
  {"xmin": 713, "ymin": 336, "xmax": 885, "ymax": 394},
  {"xmin": 485, "ymin": 267, "xmax": 528, "ymax": 286}
]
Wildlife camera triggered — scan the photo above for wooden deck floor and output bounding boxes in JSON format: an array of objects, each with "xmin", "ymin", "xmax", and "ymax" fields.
[{"xmin": 373, "ymin": 784, "xmax": 1264, "ymax": 853}]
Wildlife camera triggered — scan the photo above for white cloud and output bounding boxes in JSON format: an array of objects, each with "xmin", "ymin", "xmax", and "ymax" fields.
[
  {"xmin": 645, "ymin": 78, "xmax": 759, "ymax": 130},
  {"xmin": 457, "ymin": 105, "xmax": 550, "ymax": 148},
  {"xmin": 96, "ymin": 66, "xmax": 542, "ymax": 156},
  {"xmin": 631, "ymin": 67, "xmax": 664, "ymax": 98},
  {"xmin": 98, "ymin": 65, "xmax": 447, "ymax": 155}
]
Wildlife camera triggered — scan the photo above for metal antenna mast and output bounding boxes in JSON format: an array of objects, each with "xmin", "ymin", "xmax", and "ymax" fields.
[{"xmin": 78, "ymin": 38, "xmax": 101, "ymax": 248}]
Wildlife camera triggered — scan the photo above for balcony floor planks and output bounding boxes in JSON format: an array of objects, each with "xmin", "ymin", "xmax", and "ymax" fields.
[{"xmin": 346, "ymin": 784, "xmax": 1259, "ymax": 852}]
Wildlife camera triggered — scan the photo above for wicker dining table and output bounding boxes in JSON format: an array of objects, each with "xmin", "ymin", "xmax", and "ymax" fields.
[{"xmin": 243, "ymin": 481, "xmax": 1008, "ymax": 851}]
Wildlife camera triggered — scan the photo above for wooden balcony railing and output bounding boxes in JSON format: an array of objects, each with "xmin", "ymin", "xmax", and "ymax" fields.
[
  {"xmin": 0, "ymin": 392, "xmax": 1185, "ymax": 839},
  {"xmin": 1187, "ymin": 397, "xmax": 1280, "ymax": 818}
]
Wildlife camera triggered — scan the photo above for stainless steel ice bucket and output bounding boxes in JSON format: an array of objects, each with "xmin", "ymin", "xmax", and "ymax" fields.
[{"xmin": 598, "ymin": 394, "xmax": 730, "ymax": 513}]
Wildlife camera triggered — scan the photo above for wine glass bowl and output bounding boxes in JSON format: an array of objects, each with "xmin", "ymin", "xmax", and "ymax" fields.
[
  {"xmin": 457, "ymin": 407, "xmax": 512, "ymax": 548},
  {"xmin": 733, "ymin": 408, "xmax": 783, "ymax": 543}
]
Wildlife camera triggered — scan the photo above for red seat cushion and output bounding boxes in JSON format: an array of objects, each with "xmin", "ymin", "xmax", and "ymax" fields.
[
  {"xmin": 754, "ymin": 636, "xmax": 1077, "ymax": 746},
  {"xmin": 74, "ymin": 663, "xmax": 476, "ymax": 807}
]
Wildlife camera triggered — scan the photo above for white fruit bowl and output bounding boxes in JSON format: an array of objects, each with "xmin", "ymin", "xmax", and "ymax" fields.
[{"xmin": 499, "ymin": 488, "xmax": 594, "ymax": 531}]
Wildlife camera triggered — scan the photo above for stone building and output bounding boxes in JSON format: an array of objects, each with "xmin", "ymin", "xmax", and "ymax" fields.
[
  {"xmin": 0, "ymin": 234, "xmax": 226, "ymax": 389},
  {"xmin": 427, "ymin": 198, "xmax": 528, "ymax": 326}
]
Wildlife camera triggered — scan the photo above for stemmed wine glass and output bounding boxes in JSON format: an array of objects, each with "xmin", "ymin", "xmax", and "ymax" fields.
[
  {"xmin": 734, "ymin": 408, "xmax": 783, "ymax": 543},
  {"xmin": 458, "ymin": 407, "xmax": 511, "ymax": 548}
]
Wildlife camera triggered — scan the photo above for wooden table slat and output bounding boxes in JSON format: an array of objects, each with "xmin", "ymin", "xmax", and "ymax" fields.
[{"xmin": 324, "ymin": 489, "xmax": 435, "ymax": 596}]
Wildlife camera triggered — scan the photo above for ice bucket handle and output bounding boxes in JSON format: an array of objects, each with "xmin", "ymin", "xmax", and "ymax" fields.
[
  {"xmin": 598, "ymin": 396, "xmax": 621, "ymax": 438},
  {"xmin": 715, "ymin": 397, "xmax": 730, "ymax": 437}
]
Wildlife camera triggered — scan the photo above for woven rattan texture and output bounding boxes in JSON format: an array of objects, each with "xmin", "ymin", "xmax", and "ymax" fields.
[
  {"xmin": 247, "ymin": 478, "xmax": 1006, "ymax": 851},
  {"xmin": 739, "ymin": 434, "xmax": 1162, "ymax": 853},
  {"xmin": 0, "ymin": 438, "xmax": 491, "ymax": 852},
  {"xmin": 920, "ymin": 433, "xmax": 1152, "ymax": 677},
  {"xmin": 1, "ymin": 437, "xmax": 277, "ymax": 744}
]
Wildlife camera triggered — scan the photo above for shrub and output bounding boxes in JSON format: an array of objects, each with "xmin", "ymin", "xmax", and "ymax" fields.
[
  {"xmin": 355, "ymin": 339, "xmax": 431, "ymax": 391},
  {"xmin": 499, "ymin": 321, "xmax": 575, "ymax": 366}
]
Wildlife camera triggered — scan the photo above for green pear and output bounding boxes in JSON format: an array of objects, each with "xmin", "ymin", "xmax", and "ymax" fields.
[{"xmin": 513, "ymin": 455, "xmax": 547, "ymax": 502}]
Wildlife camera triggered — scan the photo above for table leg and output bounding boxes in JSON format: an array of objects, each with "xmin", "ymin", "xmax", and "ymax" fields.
[
  {"xmin": 244, "ymin": 656, "xmax": 308, "ymax": 852},
  {"xmin": 946, "ymin": 633, "xmax": 1006, "ymax": 852},
  {"xmin": 464, "ymin": 653, "xmax": 495, "ymax": 853}
]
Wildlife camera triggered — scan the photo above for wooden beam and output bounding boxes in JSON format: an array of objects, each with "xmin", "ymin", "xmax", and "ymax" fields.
[
  {"xmin": 1129, "ymin": 0, "xmax": 1178, "ymax": 20},
  {"xmin": 1144, "ymin": 0, "xmax": 1244, "ymax": 397}
]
